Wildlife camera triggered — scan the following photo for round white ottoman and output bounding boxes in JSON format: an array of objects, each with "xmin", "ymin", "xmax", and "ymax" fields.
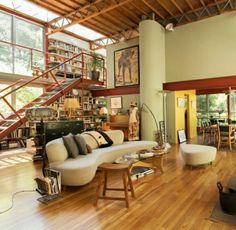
[{"xmin": 180, "ymin": 144, "xmax": 217, "ymax": 166}]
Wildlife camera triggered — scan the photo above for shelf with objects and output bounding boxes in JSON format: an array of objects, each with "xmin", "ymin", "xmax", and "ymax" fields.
[
  {"xmin": 0, "ymin": 125, "xmax": 30, "ymax": 150},
  {"xmin": 48, "ymin": 38, "xmax": 84, "ymax": 79},
  {"xmin": 51, "ymin": 89, "xmax": 107, "ymax": 131},
  {"xmin": 48, "ymin": 38, "xmax": 107, "ymax": 83}
]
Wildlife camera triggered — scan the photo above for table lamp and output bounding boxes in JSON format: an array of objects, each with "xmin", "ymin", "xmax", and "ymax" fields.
[{"xmin": 64, "ymin": 98, "xmax": 80, "ymax": 118}]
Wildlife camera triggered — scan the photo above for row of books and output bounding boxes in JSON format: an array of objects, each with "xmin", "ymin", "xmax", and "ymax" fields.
[{"xmin": 131, "ymin": 167, "xmax": 154, "ymax": 180}]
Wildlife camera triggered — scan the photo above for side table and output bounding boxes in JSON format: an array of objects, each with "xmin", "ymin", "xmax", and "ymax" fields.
[{"xmin": 136, "ymin": 150, "xmax": 166, "ymax": 173}]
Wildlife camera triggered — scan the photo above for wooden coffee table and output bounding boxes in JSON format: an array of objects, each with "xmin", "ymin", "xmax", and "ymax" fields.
[
  {"xmin": 134, "ymin": 149, "xmax": 166, "ymax": 173},
  {"xmin": 115, "ymin": 149, "xmax": 166, "ymax": 173}
]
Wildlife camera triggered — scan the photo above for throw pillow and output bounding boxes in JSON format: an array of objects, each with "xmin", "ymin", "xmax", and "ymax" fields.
[
  {"xmin": 98, "ymin": 131, "xmax": 113, "ymax": 148},
  {"xmin": 86, "ymin": 144, "xmax": 92, "ymax": 153},
  {"xmin": 74, "ymin": 134, "xmax": 88, "ymax": 155},
  {"xmin": 62, "ymin": 134, "xmax": 79, "ymax": 158},
  {"xmin": 84, "ymin": 131, "xmax": 108, "ymax": 147}
]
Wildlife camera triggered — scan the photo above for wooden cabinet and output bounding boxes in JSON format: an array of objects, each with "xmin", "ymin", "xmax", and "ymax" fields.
[
  {"xmin": 107, "ymin": 115, "xmax": 129, "ymax": 140},
  {"xmin": 34, "ymin": 120, "xmax": 84, "ymax": 156}
]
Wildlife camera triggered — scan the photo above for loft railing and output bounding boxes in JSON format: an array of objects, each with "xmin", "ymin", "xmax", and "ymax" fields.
[
  {"xmin": 0, "ymin": 40, "xmax": 107, "ymax": 82},
  {"xmin": 0, "ymin": 51, "xmax": 107, "ymax": 120}
]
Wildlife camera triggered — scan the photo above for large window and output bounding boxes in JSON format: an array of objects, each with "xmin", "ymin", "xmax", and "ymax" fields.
[
  {"xmin": 0, "ymin": 11, "xmax": 45, "ymax": 76},
  {"xmin": 197, "ymin": 94, "xmax": 228, "ymax": 125},
  {"xmin": 0, "ymin": 84, "xmax": 43, "ymax": 117},
  {"xmin": 15, "ymin": 18, "xmax": 43, "ymax": 50}
]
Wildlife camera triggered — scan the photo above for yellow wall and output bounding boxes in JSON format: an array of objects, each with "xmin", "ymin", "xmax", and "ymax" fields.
[{"xmin": 167, "ymin": 90, "xmax": 197, "ymax": 143}]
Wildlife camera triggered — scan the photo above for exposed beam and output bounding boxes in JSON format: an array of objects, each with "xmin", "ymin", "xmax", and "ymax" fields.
[
  {"xmin": 156, "ymin": 0, "xmax": 174, "ymax": 16},
  {"xmin": 47, "ymin": 0, "xmax": 132, "ymax": 35},
  {"xmin": 170, "ymin": 0, "xmax": 191, "ymax": 21},
  {"xmin": 130, "ymin": 2, "xmax": 149, "ymax": 16},
  {"xmin": 48, "ymin": 0, "xmax": 103, "ymax": 24},
  {"xmin": 214, "ymin": 0, "xmax": 222, "ymax": 13},
  {"xmin": 142, "ymin": 0, "xmax": 165, "ymax": 19},
  {"xmin": 184, "ymin": 0, "xmax": 199, "ymax": 18},
  {"xmin": 200, "ymin": 0, "xmax": 211, "ymax": 16}
]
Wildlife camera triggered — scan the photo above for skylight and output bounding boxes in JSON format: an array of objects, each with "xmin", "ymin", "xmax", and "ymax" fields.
[
  {"xmin": 65, "ymin": 24, "xmax": 104, "ymax": 40},
  {"xmin": 0, "ymin": 0, "xmax": 59, "ymax": 22},
  {"xmin": 0, "ymin": 0, "xmax": 105, "ymax": 41}
]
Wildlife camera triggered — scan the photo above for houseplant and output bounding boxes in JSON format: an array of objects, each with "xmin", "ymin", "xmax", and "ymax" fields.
[{"xmin": 88, "ymin": 52, "xmax": 103, "ymax": 80}]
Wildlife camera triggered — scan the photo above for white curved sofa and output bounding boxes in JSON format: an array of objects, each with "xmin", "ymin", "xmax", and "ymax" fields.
[
  {"xmin": 180, "ymin": 143, "xmax": 216, "ymax": 166},
  {"xmin": 46, "ymin": 130, "xmax": 157, "ymax": 186}
]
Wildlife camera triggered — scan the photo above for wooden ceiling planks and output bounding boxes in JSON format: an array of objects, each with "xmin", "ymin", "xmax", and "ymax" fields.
[{"xmin": 26, "ymin": 0, "xmax": 236, "ymax": 48}]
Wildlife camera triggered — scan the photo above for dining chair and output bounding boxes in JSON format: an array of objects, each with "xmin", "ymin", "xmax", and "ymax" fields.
[
  {"xmin": 202, "ymin": 122, "xmax": 217, "ymax": 144},
  {"xmin": 217, "ymin": 125, "xmax": 235, "ymax": 150}
]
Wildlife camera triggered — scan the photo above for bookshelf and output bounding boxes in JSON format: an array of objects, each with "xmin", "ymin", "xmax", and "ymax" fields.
[{"xmin": 48, "ymin": 38, "xmax": 86, "ymax": 78}]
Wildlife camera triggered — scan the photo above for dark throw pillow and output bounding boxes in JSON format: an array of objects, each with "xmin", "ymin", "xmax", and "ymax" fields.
[
  {"xmin": 97, "ymin": 131, "xmax": 113, "ymax": 148},
  {"xmin": 62, "ymin": 134, "xmax": 79, "ymax": 158},
  {"xmin": 74, "ymin": 134, "xmax": 88, "ymax": 155}
]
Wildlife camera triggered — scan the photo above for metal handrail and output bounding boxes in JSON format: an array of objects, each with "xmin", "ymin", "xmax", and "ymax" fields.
[{"xmin": 0, "ymin": 51, "xmax": 107, "ymax": 119}]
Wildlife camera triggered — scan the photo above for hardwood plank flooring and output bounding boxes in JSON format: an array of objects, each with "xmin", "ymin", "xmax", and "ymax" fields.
[{"xmin": 0, "ymin": 144, "xmax": 236, "ymax": 230}]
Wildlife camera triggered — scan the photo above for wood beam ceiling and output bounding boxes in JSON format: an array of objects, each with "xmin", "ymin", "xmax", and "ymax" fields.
[{"xmin": 47, "ymin": 0, "xmax": 133, "ymax": 35}]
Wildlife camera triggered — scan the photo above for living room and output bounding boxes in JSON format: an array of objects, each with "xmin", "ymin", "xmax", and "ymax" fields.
[{"xmin": 0, "ymin": 0, "xmax": 236, "ymax": 229}]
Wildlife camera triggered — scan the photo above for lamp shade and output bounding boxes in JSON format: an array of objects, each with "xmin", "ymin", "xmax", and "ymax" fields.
[
  {"xmin": 99, "ymin": 107, "xmax": 108, "ymax": 115},
  {"xmin": 64, "ymin": 98, "xmax": 80, "ymax": 110},
  {"xmin": 26, "ymin": 106, "xmax": 55, "ymax": 121}
]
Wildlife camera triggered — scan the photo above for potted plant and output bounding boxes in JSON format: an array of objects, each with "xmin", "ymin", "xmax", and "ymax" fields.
[{"xmin": 88, "ymin": 52, "xmax": 103, "ymax": 80}]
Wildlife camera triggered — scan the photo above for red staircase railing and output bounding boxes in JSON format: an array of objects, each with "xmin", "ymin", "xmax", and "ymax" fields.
[{"xmin": 0, "ymin": 51, "xmax": 107, "ymax": 140}]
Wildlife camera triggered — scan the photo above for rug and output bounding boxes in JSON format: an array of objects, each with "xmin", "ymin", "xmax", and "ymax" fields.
[{"xmin": 210, "ymin": 201, "xmax": 236, "ymax": 226}]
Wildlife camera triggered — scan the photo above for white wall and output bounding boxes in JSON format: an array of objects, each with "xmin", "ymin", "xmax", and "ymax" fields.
[{"xmin": 166, "ymin": 12, "xmax": 236, "ymax": 82}]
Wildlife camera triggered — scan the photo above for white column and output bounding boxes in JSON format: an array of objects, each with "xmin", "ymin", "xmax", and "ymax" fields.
[{"xmin": 139, "ymin": 19, "xmax": 166, "ymax": 141}]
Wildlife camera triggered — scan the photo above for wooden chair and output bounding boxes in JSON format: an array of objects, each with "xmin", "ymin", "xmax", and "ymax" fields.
[
  {"xmin": 202, "ymin": 122, "xmax": 217, "ymax": 144},
  {"xmin": 217, "ymin": 125, "xmax": 235, "ymax": 150}
]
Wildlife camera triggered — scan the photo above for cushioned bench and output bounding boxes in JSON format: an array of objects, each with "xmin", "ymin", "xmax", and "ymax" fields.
[
  {"xmin": 46, "ymin": 130, "xmax": 157, "ymax": 186},
  {"xmin": 180, "ymin": 143, "xmax": 217, "ymax": 166}
]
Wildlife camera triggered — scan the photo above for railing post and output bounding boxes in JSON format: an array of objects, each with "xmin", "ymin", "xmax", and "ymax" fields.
[{"xmin": 2, "ymin": 97, "xmax": 22, "ymax": 122}]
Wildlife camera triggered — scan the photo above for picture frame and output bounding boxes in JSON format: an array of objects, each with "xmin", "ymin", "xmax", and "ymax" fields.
[
  {"xmin": 110, "ymin": 96, "xmax": 122, "ymax": 109},
  {"xmin": 114, "ymin": 45, "xmax": 139, "ymax": 87},
  {"xmin": 177, "ymin": 129, "xmax": 187, "ymax": 143},
  {"xmin": 177, "ymin": 97, "xmax": 185, "ymax": 108}
]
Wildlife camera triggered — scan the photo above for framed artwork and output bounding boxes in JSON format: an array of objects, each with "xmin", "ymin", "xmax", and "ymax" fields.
[
  {"xmin": 177, "ymin": 129, "xmax": 186, "ymax": 143},
  {"xmin": 114, "ymin": 45, "xmax": 139, "ymax": 87},
  {"xmin": 110, "ymin": 96, "xmax": 122, "ymax": 109},
  {"xmin": 177, "ymin": 97, "xmax": 185, "ymax": 108}
]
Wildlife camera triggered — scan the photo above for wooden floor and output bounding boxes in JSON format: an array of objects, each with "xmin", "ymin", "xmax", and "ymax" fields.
[{"xmin": 0, "ymin": 144, "xmax": 236, "ymax": 230}]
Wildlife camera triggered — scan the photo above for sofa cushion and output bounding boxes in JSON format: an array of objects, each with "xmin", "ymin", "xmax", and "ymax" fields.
[
  {"xmin": 105, "ymin": 130, "xmax": 124, "ymax": 145},
  {"xmin": 46, "ymin": 138, "xmax": 68, "ymax": 163},
  {"xmin": 84, "ymin": 131, "xmax": 108, "ymax": 147},
  {"xmin": 74, "ymin": 134, "xmax": 88, "ymax": 155},
  {"xmin": 98, "ymin": 131, "xmax": 113, "ymax": 148},
  {"xmin": 81, "ymin": 133, "xmax": 99, "ymax": 149},
  {"xmin": 86, "ymin": 144, "xmax": 92, "ymax": 153},
  {"xmin": 63, "ymin": 134, "xmax": 79, "ymax": 158}
]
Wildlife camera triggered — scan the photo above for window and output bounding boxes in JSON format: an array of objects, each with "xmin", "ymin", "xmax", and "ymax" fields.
[
  {"xmin": 0, "ymin": 11, "xmax": 45, "ymax": 76},
  {"xmin": 0, "ymin": 84, "xmax": 12, "ymax": 116},
  {"xmin": 197, "ymin": 94, "xmax": 228, "ymax": 125},
  {"xmin": 16, "ymin": 86, "xmax": 43, "ymax": 110},
  {"xmin": 0, "ymin": 43, "xmax": 13, "ymax": 73},
  {"xmin": 0, "ymin": 84, "xmax": 44, "ymax": 116},
  {"xmin": 15, "ymin": 18, "xmax": 44, "ymax": 50},
  {"xmin": 0, "ymin": 11, "xmax": 11, "ymax": 42}
]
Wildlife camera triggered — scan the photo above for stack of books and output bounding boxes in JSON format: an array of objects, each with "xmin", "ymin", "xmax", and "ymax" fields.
[{"xmin": 131, "ymin": 167, "xmax": 154, "ymax": 180}]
